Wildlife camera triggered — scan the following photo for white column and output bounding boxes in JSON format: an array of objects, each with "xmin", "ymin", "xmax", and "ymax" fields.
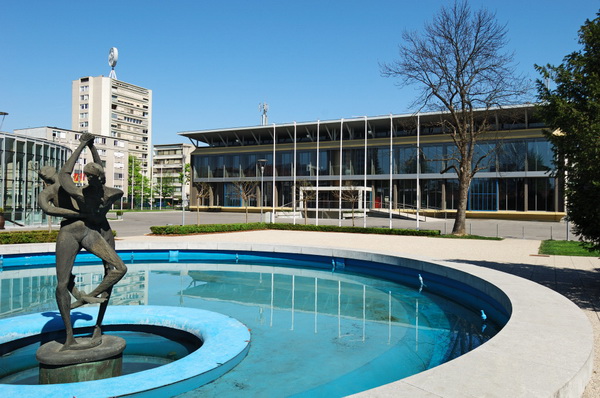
[
  {"xmin": 416, "ymin": 113, "xmax": 421, "ymax": 230},
  {"xmin": 293, "ymin": 121, "xmax": 297, "ymax": 225},
  {"xmin": 316, "ymin": 120, "xmax": 320, "ymax": 226},
  {"xmin": 338, "ymin": 118, "xmax": 343, "ymax": 226},
  {"xmin": 389, "ymin": 114, "xmax": 393, "ymax": 229},
  {"xmin": 272, "ymin": 123, "xmax": 276, "ymax": 221},
  {"xmin": 364, "ymin": 116, "xmax": 368, "ymax": 227}
]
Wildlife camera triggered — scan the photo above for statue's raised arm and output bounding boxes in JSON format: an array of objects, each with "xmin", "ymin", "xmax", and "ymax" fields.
[
  {"xmin": 38, "ymin": 166, "xmax": 86, "ymax": 220},
  {"xmin": 58, "ymin": 133, "xmax": 95, "ymax": 203}
]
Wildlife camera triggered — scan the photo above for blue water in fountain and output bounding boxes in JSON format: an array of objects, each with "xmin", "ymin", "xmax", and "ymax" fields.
[{"xmin": 0, "ymin": 251, "xmax": 503, "ymax": 397}]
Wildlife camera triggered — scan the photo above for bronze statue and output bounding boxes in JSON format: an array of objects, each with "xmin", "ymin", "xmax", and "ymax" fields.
[{"xmin": 39, "ymin": 133, "xmax": 127, "ymax": 351}]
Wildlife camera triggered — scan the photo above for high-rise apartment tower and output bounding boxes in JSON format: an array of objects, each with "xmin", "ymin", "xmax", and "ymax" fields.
[{"xmin": 72, "ymin": 76, "xmax": 152, "ymax": 171}]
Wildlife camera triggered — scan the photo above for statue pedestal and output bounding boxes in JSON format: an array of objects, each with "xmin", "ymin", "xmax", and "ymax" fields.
[{"xmin": 36, "ymin": 335, "xmax": 126, "ymax": 384}]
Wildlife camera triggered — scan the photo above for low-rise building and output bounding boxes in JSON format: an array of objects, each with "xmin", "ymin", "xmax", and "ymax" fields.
[
  {"xmin": 152, "ymin": 143, "xmax": 194, "ymax": 207},
  {"xmin": 0, "ymin": 130, "xmax": 71, "ymax": 226},
  {"xmin": 181, "ymin": 104, "xmax": 563, "ymax": 220}
]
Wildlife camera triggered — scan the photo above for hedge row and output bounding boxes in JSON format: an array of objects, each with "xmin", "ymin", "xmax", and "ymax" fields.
[
  {"xmin": 0, "ymin": 229, "xmax": 118, "ymax": 245},
  {"xmin": 0, "ymin": 230, "xmax": 59, "ymax": 244},
  {"xmin": 149, "ymin": 222, "xmax": 441, "ymax": 237}
]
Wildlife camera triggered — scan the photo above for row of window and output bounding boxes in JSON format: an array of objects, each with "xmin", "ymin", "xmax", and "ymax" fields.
[
  {"xmin": 124, "ymin": 116, "xmax": 143, "ymax": 125},
  {"xmin": 211, "ymin": 177, "xmax": 561, "ymax": 213},
  {"xmin": 157, "ymin": 149, "xmax": 183, "ymax": 156},
  {"xmin": 193, "ymin": 139, "xmax": 554, "ymax": 179}
]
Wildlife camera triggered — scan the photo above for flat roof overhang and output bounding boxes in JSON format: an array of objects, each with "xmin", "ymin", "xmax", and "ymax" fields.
[{"xmin": 179, "ymin": 105, "xmax": 536, "ymax": 148}]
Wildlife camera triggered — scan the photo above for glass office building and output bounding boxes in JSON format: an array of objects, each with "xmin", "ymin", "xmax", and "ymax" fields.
[
  {"xmin": 0, "ymin": 132, "xmax": 71, "ymax": 226},
  {"xmin": 181, "ymin": 105, "xmax": 563, "ymax": 218}
]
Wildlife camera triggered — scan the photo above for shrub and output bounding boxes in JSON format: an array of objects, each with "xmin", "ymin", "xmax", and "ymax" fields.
[
  {"xmin": 0, "ymin": 230, "xmax": 59, "ymax": 244},
  {"xmin": 0, "ymin": 229, "xmax": 116, "ymax": 244},
  {"xmin": 149, "ymin": 223, "xmax": 440, "ymax": 237}
]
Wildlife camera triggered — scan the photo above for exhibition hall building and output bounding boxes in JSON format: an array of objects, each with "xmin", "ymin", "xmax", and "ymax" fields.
[{"xmin": 182, "ymin": 105, "xmax": 562, "ymax": 220}]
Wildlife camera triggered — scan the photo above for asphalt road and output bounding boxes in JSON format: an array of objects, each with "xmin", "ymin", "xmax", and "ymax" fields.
[{"xmin": 107, "ymin": 210, "xmax": 576, "ymax": 241}]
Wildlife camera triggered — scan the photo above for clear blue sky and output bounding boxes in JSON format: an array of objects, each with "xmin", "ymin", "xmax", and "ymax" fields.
[{"xmin": 1, "ymin": 1, "xmax": 598, "ymax": 145}]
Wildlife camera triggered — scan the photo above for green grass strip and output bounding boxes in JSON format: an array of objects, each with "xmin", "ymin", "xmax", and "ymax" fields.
[{"xmin": 539, "ymin": 240, "xmax": 600, "ymax": 257}]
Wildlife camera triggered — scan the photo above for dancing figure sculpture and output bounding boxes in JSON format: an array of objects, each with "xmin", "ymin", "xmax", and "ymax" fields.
[{"xmin": 39, "ymin": 133, "xmax": 127, "ymax": 351}]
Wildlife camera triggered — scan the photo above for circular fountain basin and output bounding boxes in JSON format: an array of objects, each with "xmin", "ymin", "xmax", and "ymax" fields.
[
  {"xmin": 0, "ymin": 240, "xmax": 594, "ymax": 397},
  {"xmin": 0, "ymin": 306, "xmax": 250, "ymax": 397}
]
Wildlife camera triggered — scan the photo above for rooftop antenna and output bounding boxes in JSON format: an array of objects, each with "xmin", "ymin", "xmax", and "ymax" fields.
[
  {"xmin": 259, "ymin": 102, "xmax": 269, "ymax": 126},
  {"xmin": 108, "ymin": 47, "xmax": 118, "ymax": 79}
]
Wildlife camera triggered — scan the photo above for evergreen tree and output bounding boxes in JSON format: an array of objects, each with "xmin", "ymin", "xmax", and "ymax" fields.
[{"xmin": 536, "ymin": 12, "xmax": 600, "ymax": 251}]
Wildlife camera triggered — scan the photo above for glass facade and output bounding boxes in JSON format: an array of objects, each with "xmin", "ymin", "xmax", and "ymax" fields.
[
  {"xmin": 187, "ymin": 108, "xmax": 562, "ymax": 215},
  {"xmin": 0, "ymin": 133, "xmax": 71, "ymax": 226}
]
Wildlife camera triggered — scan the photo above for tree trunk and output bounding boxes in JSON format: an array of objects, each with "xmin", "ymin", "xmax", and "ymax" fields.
[
  {"xmin": 452, "ymin": 172, "xmax": 471, "ymax": 235},
  {"xmin": 303, "ymin": 201, "xmax": 308, "ymax": 225},
  {"xmin": 196, "ymin": 197, "xmax": 200, "ymax": 225}
]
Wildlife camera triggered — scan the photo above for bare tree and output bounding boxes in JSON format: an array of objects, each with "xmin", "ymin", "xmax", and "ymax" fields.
[
  {"xmin": 232, "ymin": 180, "xmax": 258, "ymax": 223},
  {"xmin": 297, "ymin": 180, "xmax": 317, "ymax": 225},
  {"xmin": 333, "ymin": 183, "xmax": 361, "ymax": 227},
  {"xmin": 193, "ymin": 181, "xmax": 212, "ymax": 225},
  {"xmin": 380, "ymin": 1, "xmax": 529, "ymax": 235}
]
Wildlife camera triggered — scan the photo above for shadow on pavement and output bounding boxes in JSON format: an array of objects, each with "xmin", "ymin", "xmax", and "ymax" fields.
[{"xmin": 445, "ymin": 259, "xmax": 600, "ymax": 313}]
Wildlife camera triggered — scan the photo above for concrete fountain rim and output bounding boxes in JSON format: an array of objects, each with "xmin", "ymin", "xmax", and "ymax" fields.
[{"xmin": 0, "ymin": 305, "xmax": 251, "ymax": 398}]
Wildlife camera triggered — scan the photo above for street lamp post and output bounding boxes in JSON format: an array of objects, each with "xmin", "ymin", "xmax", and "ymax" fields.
[
  {"xmin": 159, "ymin": 163, "xmax": 163, "ymax": 210},
  {"xmin": 141, "ymin": 165, "xmax": 144, "ymax": 211},
  {"xmin": 258, "ymin": 158, "xmax": 267, "ymax": 221},
  {"xmin": 130, "ymin": 158, "xmax": 134, "ymax": 210}
]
